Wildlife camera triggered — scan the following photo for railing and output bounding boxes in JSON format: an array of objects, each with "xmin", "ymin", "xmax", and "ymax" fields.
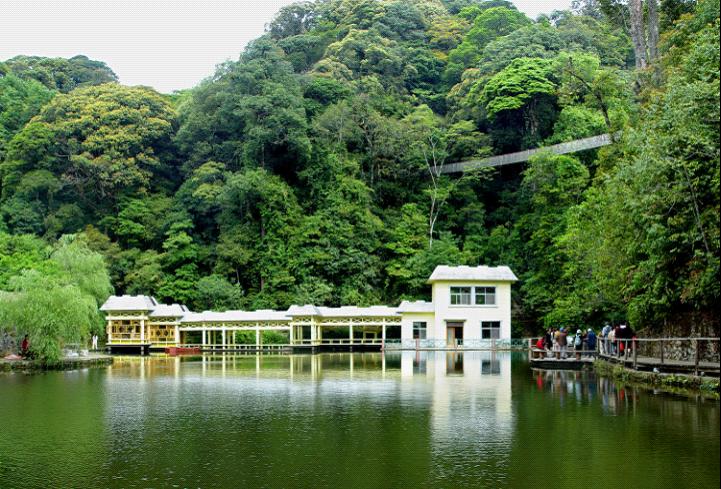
[
  {"xmin": 529, "ymin": 336, "xmax": 720, "ymax": 374},
  {"xmin": 599, "ymin": 337, "xmax": 720, "ymax": 373},
  {"xmin": 291, "ymin": 338, "xmax": 386, "ymax": 345},
  {"xmin": 108, "ymin": 334, "xmax": 148, "ymax": 344},
  {"xmin": 180, "ymin": 343, "xmax": 292, "ymax": 351}
]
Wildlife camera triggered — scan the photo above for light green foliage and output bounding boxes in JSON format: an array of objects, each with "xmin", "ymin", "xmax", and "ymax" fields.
[
  {"xmin": 481, "ymin": 57, "xmax": 556, "ymax": 117},
  {"xmin": 0, "ymin": 83, "xmax": 177, "ymax": 233},
  {"xmin": 0, "ymin": 233, "xmax": 112, "ymax": 362},
  {"xmin": 445, "ymin": 6, "xmax": 531, "ymax": 84},
  {"xmin": 1, "ymin": 55, "xmax": 117, "ymax": 92},
  {"xmin": 0, "ymin": 75, "xmax": 55, "ymax": 159},
  {"xmin": 556, "ymin": 0, "xmax": 719, "ymax": 330},
  {"xmin": 517, "ymin": 152, "xmax": 589, "ymax": 325}
]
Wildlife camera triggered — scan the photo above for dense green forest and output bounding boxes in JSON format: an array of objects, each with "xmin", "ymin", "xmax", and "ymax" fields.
[{"xmin": 1, "ymin": 0, "xmax": 718, "ymax": 349}]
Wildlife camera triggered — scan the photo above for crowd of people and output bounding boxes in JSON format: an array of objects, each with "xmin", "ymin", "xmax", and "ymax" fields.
[{"xmin": 534, "ymin": 323, "xmax": 636, "ymax": 359}]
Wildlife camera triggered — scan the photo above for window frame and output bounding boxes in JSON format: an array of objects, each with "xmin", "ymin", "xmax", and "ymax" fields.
[
  {"xmin": 481, "ymin": 321, "xmax": 501, "ymax": 339},
  {"xmin": 412, "ymin": 321, "xmax": 427, "ymax": 339},
  {"xmin": 474, "ymin": 286, "xmax": 496, "ymax": 306},
  {"xmin": 450, "ymin": 286, "xmax": 472, "ymax": 305}
]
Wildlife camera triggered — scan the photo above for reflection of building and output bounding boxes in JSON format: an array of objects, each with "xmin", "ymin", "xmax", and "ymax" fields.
[
  {"xmin": 400, "ymin": 351, "xmax": 513, "ymax": 463},
  {"xmin": 101, "ymin": 265, "xmax": 516, "ymax": 352}
]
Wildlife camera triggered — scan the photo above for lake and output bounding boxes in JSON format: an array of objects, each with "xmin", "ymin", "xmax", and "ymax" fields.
[{"xmin": 0, "ymin": 352, "xmax": 718, "ymax": 488}]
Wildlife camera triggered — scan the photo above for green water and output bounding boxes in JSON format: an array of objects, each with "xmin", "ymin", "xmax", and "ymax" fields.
[{"xmin": 0, "ymin": 352, "xmax": 718, "ymax": 489}]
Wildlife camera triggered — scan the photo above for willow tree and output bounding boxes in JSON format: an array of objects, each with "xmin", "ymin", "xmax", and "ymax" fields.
[{"xmin": 0, "ymin": 234, "xmax": 112, "ymax": 362}]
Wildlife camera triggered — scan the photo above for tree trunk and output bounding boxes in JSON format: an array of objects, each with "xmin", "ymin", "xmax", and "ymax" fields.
[
  {"xmin": 647, "ymin": 0, "xmax": 660, "ymax": 62},
  {"xmin": 629, "ymin": 0, "xmax": 648, "ymax": 69}
]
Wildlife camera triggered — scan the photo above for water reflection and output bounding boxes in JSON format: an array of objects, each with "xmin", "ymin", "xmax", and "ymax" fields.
[
  {"xmin": 2, "ymin": 353, "xmax": 717, "ymax": 488},
  {"xmin": 531, "ymin": 368, "xmax": 648, "ymax": 415}
]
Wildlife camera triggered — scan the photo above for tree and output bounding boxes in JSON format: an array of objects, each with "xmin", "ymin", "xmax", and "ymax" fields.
[
  {"xmin": 516, "ymin": 152, "xmax": 589, "ymax": 326},
  {"xmin": 217, "ymin": 168, "xmax": 301, "ymax": 307},
  {"xmin": 0, "ymin": 233, "xmax": 112, "ymax": 362},
  {"xmin": 1, "ymin": 84, "xmax": 178, "ymax": 233},
  {"xmin": 445, "ymin": 6, "xmax": 531, "ymax": 84},
  {"xmin": 0, "ymin": 74, "xmax": 54, "ymax": 161},
  {"xmin": 479, "ymin": 57, "xmax": 558, "ymax": 147},
  {"xmin": 175, "ymin": 38, "xmax": 310, "ymax": 177},
  {"xmin": 1, "ymin": 55, "xmax": 117, "ymax": 92}
]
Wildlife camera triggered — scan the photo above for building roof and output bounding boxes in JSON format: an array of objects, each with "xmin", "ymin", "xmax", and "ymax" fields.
[
  {"xmin": 149, "ymin": 304, "xmax": 189, "ymax": 317},
  {"xmin": 427, "ymin": 265, "xmax": 518, "ymax": 283},
  {"xmin": 315, "ymin": 306, "xmax": 399, "ymax": 317},
  {"xmin": 397, "ymin": 300, "xmax": 435, "ymax": 313},
  {"xmin": 287, "ymin": 304, "xmax": 321, "ymax": 316},
  {"xmin": 180, "ymin": 310, "xmax": 291, "ymax": 323},
  {"xmin": 100, "ymin": 295, "xmax": 158, "ymax": 312}
]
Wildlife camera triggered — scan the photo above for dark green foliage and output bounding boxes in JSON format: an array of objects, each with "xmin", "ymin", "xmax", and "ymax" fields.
[
  {"xmin": 1, "ymin": 55, "xmax": 117, "ymax": 92},
  {"xmin": 1, "ymin": 0, "xmax": 718, "ymax": 338}
]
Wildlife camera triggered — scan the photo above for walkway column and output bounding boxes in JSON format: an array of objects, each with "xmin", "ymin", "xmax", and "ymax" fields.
[
  {"xmin": 255, "ymin": 328, "xmax": 260, "ymax": 348},
  {"xmin": 349, "ymin": 321, "xmax": 353, "ymax": 343},
  {"xmin": 140, "ymin": 319, "xmax": 145, "ymax": 343},
  {"xmin": 202, "ymin": 329, "xmax": 206, "ymax": 347},
  {"xmin": 289, "ymin": 325, "xmax": 294, "ymax": 345},
  {"xmin": 222, "ymin": 328, "xmax": 226, "ymax": 349},
  {"xmin": 174, "ymin": 326, "xmax": 180, "ymax": 345},
  {"xmin": 310, "ymin": 322, "xmax": 316, "ymax": 344},
  {"xmin": 382, "ymin": 318, "xmax": 386, "ymax": 348},
  {"xmin": 107, "ymin": 320, "xmax": 112, "ymax": 344}
]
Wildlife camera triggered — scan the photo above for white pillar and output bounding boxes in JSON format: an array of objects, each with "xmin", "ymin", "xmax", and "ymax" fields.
[
  {"xmin": 289, "ymin": 325, "xmax": 294, "ymax": 345},
  {"xmin": 202, "ymin": 329, "xmax": 207, "ymax": 347},
  {"xmin": 310, "ymin": 322, "xmax": 316, "ymax": 344},
  {"xmin": 382, "ymin": 319, "xmax": 386, "ymax": 347},
  {"xmin": 174, "ymin": 326, "xmax": 180, "ymax": 345},
  {"xmin": 255, "ymin": 328, "xmax": 260, "ymax": 348},
  {"xmin": 349, "ymin": 321, "xmax": 353, "ymax": 343},
  {"xmin": 107, "ymin": 320, "xmax": 112, "ymax": 344},
  {"xmin": 222, "ymin": 328, "xmax": 226, "ymax": 349},
  {"xmin": 140, "ymin": 319, "xmax": 145, "ymax": 342}
]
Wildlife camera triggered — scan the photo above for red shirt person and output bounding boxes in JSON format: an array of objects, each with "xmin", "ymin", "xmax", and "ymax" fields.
[{"xmin": 20, "ymin": 335, "xmax": 29, "ymax": 357}]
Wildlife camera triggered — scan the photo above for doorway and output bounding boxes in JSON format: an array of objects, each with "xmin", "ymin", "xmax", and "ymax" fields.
[{"xmin": 446, "ymin": 321, "xmax": 464, "ymax": 347}]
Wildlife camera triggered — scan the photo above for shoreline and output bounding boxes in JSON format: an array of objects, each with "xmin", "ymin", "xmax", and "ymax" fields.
[
  {"xmin": 593, "ymin": 359, "xmax": 720, "ymax": 400},
  {"xmin": 0, "ymin": 354, "xmax": 113, "ymax": 372}
]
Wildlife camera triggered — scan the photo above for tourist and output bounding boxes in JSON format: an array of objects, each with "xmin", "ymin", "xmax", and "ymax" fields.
[
  {"xmin": 613, "ymin": 324, "xmax": 622, "ymax": 356},
  {"xmin": 574, "ymin": 329, "xmax": 583, "ymax": 359},
  {"xmin": 608, "ymin": 326, "xmax": 616, "ymax": 355},
  {"xmin": 558, "ymin": 328, "xmax": 568, "ymax": 359},
  {"xmin": 600, "ymin": 323, "xmax": 612, "ymax": 354},
  {"xmin": 618, "ymin": 324, "xmax": 630, "ymax": 357},
  {"xmin": 20, "ymin": 334, "xmax": 29, "ymax": 358},
  {"xmin": 92, "ymin": 333, "xmax": 98, "ymax": 351},
  {"xmin": 586, "ymin": 328, "xmax": 597, "ymax": 356},
  {"xmin": 544, "ymin": 328, "xmax": 553, "ymax": 351}
]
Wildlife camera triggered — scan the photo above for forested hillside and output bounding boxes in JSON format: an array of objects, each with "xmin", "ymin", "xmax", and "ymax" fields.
[{"xmin": 1, "ymin": 0, "xmax": 718, "ymax": 337}]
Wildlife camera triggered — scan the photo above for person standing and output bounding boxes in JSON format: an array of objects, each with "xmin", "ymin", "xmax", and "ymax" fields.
[
  {"xmin": 601, "ymin": 323, "xmax": 611, "ymax": 354},
  {"xmin": 586, "ymin": 328, "xmax": 597, "ymax": 356},
  {"xmin": 92, "ymin": 333, "xmax": 98, "ymax": 351},
  {"xmin": 558, "ymin": 328, "xmax": 568, "ymax": 359},
  {"xmin": 20, "ymin": 334, "xmax": 30, "ymax": 358}
]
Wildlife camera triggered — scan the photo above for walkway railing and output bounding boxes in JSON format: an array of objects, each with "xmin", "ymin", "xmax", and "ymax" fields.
[
  {"xmin": 599, "ymin": 337, "xmax": 720, "ymax": 374},
  {"xmin": 528, "ymin": 336, "xmax": 720, "ymax": 375}
]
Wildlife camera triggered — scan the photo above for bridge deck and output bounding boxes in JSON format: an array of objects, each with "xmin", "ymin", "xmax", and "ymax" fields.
[{"xmin": 442, "ymin": 134, "xmax": 613, "ymax": 173}]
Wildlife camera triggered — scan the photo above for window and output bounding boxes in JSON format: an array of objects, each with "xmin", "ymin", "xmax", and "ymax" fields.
[
  {"xmin": 450, "ymin": 286, "xmax": 472, "ymax": 305},
  {"xmin": 481, "ymin": 321, "xmax": 501, "ymax": 339},
  {"xmin": 413, "ymin": 321, "xmax": 427, "ymax": 339},
  {"xmin": 475, "ymin": 287, "xmax": 496, "ymax": 305}
]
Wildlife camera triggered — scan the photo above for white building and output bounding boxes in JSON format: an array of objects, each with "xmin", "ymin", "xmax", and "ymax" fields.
[
  {"xmin": 101, "ymin": 265, "xmax": 517, "ymax": 351},
  {"xmin": 398, "ymin": 265, "xmax": 517, "ymax": 348}
]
